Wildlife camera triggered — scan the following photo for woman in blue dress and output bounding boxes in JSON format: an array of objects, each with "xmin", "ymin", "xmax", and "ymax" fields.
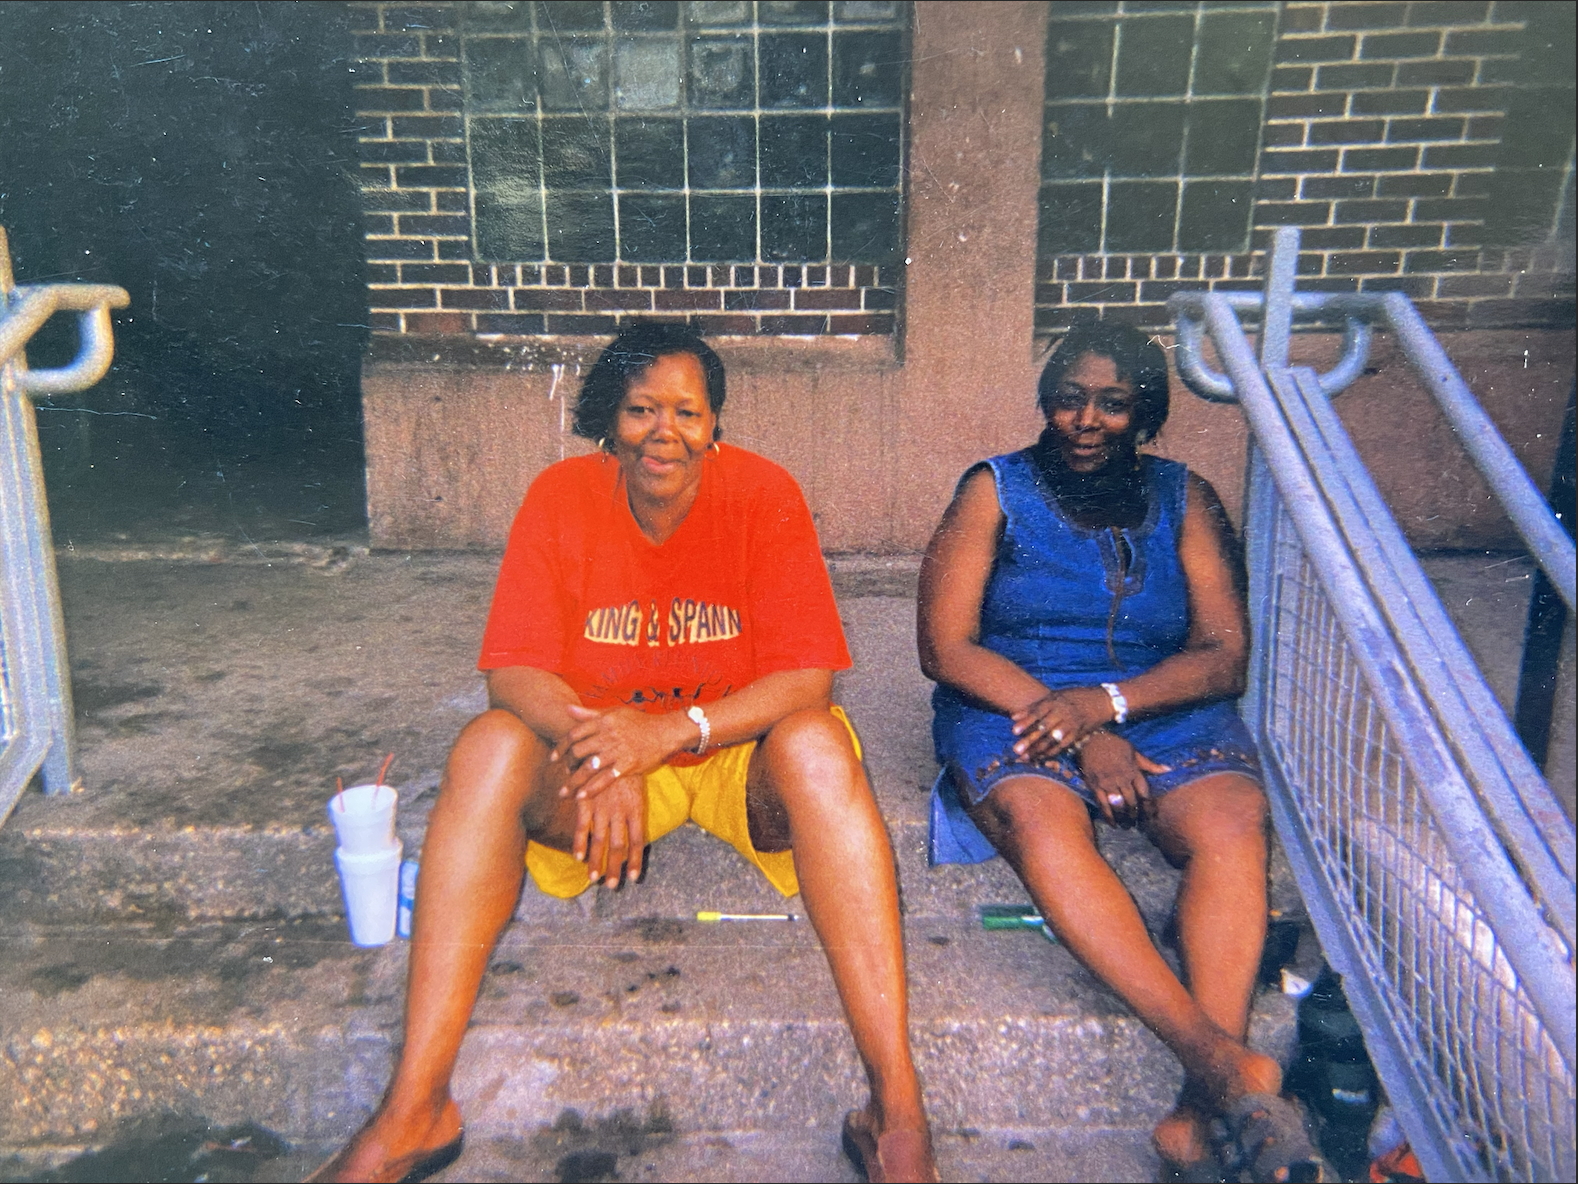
[{"xmin": 918, "ymin": 321, "xmax": 1326, "ymax": 1183}]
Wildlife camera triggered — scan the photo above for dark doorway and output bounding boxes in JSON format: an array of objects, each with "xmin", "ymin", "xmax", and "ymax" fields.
[{"xmin": 0, "ymin": 1, "xmax": 369, "ymax": 547}]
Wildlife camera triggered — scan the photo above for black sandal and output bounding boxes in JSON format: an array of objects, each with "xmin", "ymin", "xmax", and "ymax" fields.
[
  {"xmin": 840, "ymin": 1110, "xmax": 938, "ymax": 1183},
  {"xmin": 398, "ymin": 1134, "xmax": 465, "ymax": 1183},
  {"xmin": 303, "ymin": 1131, "xmax": 464, "ymax": 1184}
]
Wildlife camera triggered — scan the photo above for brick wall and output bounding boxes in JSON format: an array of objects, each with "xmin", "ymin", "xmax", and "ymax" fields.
[
  {"xmin": 1035, "ymin": 0, "xmax": 1575, "ymax": 335},
  {"xmin": 353, "ymin": 2, "xmax": 1573, "ymax": 344}
]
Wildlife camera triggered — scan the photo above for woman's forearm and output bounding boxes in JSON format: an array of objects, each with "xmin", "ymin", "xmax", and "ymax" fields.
[
  {"xmin": 680, "ymin": 667, "xmax": 833, "ymax": 752},
  {"xmin": 1104, "ymin": 640, "xmax": 1246, "ymax": 722},
  {"xmin": 487, "ymin": 665, "xmax": 835, "ymax": 761},
  {"xmin": 931, "ymin": 633, "xmax": 1243, "ymax": 730},
  {"xmin": 486, "ymin": 666, "xmax": 583, "ymax": 745},
  {"xmin": 923, "ymin": 641, "xmax": 1051, "ymax": 717}
]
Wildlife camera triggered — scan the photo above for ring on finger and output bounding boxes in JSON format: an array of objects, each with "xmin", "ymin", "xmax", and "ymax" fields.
[
  {"xmin": 1051, "ymin": 728, "xmax": 1065, "ymax": 743},
  {"xmin": 1108, "ymin": 794, "xmax": 1124, "ymax": 807},
  {"xmin": 610, "ymin": 768, "xmax": 621, "ymax": 779},
  {"xmin": 589, "ymin": 755, "xmax": 601, "ymax": 771}
]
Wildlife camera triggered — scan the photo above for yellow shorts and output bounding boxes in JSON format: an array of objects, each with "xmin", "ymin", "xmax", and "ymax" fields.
[{"xmin": 525, "ymin": 705, "xmax": 860, "ymax": 900}]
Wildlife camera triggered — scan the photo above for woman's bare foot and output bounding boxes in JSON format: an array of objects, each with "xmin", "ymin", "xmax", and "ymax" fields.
[
  {"xmin": 1152, "ymin": 1042, "xmax": 1281, "ymax": 1172},
  {"xmin": 842, "ymin": 1103, "xmax": 939, "ymax": 1184},
  {"xmin": 1152, "ymin": 1096, "xmax": 1213, "ymax": 1169},
  {"xmin": 305, "ymin": 1095, "xmax": 463, "ymax": 1184},
  {"xmin": 1194, "ymin": 1043, "xmax": 1282, "ymax": 1112}
]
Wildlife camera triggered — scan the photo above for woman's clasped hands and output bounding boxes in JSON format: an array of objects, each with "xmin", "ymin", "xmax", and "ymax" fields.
[
  {"xmin": 1009, "ymin": 685, "xmax": 1114, "ymax": 759},
  {"xmin": 1010, "ymin": 687, "xmax": 1171, "ymax": 825},
  {"xmin": 549, "ymin": 703, "xmax": 693, "ymax": 886}
]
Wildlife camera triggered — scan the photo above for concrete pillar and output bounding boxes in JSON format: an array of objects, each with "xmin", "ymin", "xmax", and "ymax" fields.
[{"xmin": 895, "ymin": 1, "xmax": 1049, "ymax": 548}]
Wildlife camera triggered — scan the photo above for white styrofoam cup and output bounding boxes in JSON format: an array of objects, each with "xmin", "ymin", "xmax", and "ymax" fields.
[
  {"xmin": 327, "ymin": 783, "xmax": 398, "ymax": 854},
  {"xmin": 335, "ymin": 840, "xmax": 403, "ymax": 947}
]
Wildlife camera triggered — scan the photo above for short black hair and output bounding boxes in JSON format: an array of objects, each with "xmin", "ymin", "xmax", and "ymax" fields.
[
  {"xmin": 572, "ymin": 322, "xmax": 727, "ymax": 445},
  {"xmin": 1037, "ymin": 319, "xmax": 1170, "ymax": 444}
]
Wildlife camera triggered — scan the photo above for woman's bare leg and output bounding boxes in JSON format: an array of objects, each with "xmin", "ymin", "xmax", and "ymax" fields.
[
  {"xmin": 1152, "ymin": 774, "xmax": 1269, "ymax": 1041},
  {"xmin": 312, "ymin": 709, "xmax": 578, "ymax": 1183},
  {"xmin": 746, "ymin": 709, "xmax": 933, "ymax": 1179},
  {"xmin": 1146, "ymin": 774, "xmax": 1271, "ymax": 1165},
  {"xmin": 967, "ymin": 776, "xmax": 1280, "ymax": 1119}
]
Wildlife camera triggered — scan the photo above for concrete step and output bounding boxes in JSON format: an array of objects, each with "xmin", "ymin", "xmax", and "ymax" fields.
[
  {"xmin": 1, "ymin": 554, "xmax": 1322, "ymax": 1180},
  {"xmin": 0, "ymin": 566, "xmax": 1304, "ymax": 925},
  {"xmin": 1, "ymin": 811, "xmax": 1306, "ymax": 1168},
  {"xmin": 0, "ymin": 1115, "xmax": 1158, "ymax": 1183},
  {"xmin": 0, "ymin": 904, "xmax": 1297, "ymax": 1176},
  {"xmin": 441, "ymin": 1126, "xmax": 1157, "ymax": 1184}
]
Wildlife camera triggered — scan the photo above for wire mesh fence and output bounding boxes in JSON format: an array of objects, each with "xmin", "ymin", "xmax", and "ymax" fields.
[{"xmin": 1262, "ymin": 495, "xmax": 1576, "ymax": 1183}]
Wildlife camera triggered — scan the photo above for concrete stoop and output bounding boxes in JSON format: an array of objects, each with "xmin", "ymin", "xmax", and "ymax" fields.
[
  {"xmin": 1, "ymin": 830, "xmax": 1300, "ymax": 1182},
  {"xmin": 0, "ymin": 557, "xmax": 1314, "ymax": 1182}
]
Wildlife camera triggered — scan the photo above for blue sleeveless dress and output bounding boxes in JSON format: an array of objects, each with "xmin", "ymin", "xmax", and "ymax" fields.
[{"xmin": 929, "ymin": 450, "xmax": 1262, "ymax": 865}]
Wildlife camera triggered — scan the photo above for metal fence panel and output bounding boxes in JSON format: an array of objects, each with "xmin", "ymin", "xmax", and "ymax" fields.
[
  {"xmin": 1260, "ymin": 495, "xmax": 1574, "ymax": 1181},
  {"xmin": 0, "ymin": 343, "xmax": 55, "ymax": 818},
  {"xmin": 1169, "ymin": 228, "xmax": 1575, "ymax": 1181}
]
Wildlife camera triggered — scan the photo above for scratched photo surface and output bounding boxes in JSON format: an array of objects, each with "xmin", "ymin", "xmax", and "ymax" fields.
[{"xmin": 0, "ymin": 3, "xmax": 1572, "ymax": 1182}]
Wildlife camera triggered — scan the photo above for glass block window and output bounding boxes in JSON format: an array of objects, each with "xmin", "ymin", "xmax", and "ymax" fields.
[
  {"xmin": 461, "ymin": 1, "xmax": 908, "ymax": 266},
  {"xmin": 1038, "ymin": 1, "xmax": 1278, "ymax": 257}
]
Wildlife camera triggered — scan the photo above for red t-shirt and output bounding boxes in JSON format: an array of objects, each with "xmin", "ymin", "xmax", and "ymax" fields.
[{"xmin": 479, "ymin": 445, "xmax": 850, "ymax": 761}]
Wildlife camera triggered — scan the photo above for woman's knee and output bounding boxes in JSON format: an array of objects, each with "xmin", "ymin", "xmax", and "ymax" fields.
[
  {"xmin": 443, "ymin": 709, "xmax": 551, "ymax": 812},
  {"xmin": 454, "ymin": 708, "xmax": 539, "ymax": 760},
  {"xmin": 973, "ymin": 777, "xmax": 1094, "ymax": 848},
  {"xmin": 757, "ymin": 708, "xmax": 864, "ymax": 810},
  {"xmin": 1158, "ymin": 776, "xmax": 1268, "ymax": 856}
]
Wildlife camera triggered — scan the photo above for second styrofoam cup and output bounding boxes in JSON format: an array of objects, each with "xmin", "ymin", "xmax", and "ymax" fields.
[
  {"xmin": 335, "ymin": 840, "xmax": 403, "ymax": 947},
  {"xmin": 327, "ymin": 783, "xmax": 397, "ymax": 854}
]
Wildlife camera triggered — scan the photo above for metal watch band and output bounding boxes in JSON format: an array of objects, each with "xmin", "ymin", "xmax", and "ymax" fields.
[{"xmin": 1100, "ymin": 682, "xmax": 1129, "ymax": 725}]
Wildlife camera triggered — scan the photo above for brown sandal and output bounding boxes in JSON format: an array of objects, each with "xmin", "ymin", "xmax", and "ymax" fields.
[{"xmin": 840, "ymin": 1110, "xmax": 939, "ymax": 1183}]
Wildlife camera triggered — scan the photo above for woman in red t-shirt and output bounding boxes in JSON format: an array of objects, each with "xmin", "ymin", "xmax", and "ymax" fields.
[{"xmin": 311, "ymin": 324, "xmax": 936, "ymax": 1184}]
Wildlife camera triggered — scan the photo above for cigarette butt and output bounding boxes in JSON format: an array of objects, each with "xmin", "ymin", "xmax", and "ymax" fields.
[{"xmin": 696, "ymin": 910, "xmax": 798, "ymax": 923}]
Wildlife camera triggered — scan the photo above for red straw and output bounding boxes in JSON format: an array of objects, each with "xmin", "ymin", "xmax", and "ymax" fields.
[
  {"xmin": 376, "ymin": 753, "xmax": 395, "ymax": 788},
  {"xmin": 335, "ymin": 775, "xmax": 345, "ymax": 813}
]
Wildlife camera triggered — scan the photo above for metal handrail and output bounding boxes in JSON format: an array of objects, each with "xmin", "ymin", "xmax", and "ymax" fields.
[
  {"xmin": 1171, "ymin": 273, "xmax": 1576, "ymax": 612},
  {"xmin": 1167, "ymin": 228, "xmax": 1575, "ymax": 1181},
  {"xmin": 0, "ymin": 227, "xmax": 129, "ymax": 820},
  {"xmin": 1182, "ymin": 286, "xmax": 1574, "ymax": 1032},
  {"xmin": 1379, "ymin": 292, "xmax": 1575, "ymax": 611},
  {"xmin": 1175, "ymin": 299, "xmax": 1374, "ymax": 401}
]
